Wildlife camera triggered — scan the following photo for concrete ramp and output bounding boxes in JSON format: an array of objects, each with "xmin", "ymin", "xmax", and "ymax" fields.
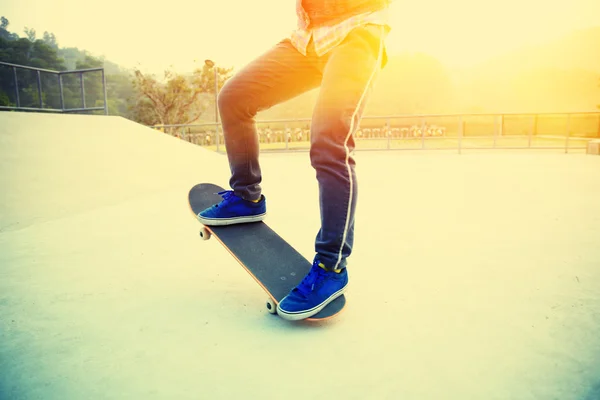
[
  {"xmin": 0, "ymin": 112, "xmax": 228, "ymax": 232},
  {"xmin": 1, "ymin": 112, "xmax": 600, "ymax": 400}
]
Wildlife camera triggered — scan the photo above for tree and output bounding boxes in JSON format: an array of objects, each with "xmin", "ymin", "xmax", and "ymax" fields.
[
  {"xmin": 0, "ymin": 22, "xmax": 66, "ymax": 109},
  {"xmin": 0, "ymin": 17, "xmax": 18, "ymax": 41},
  {"xmin": 24, "ymin": 27, "xmax": 36, "ymax": 42},
  {"xmin": 196, "ymin": 62, "xmax": 232, "ymax": 94},
  {"xmin": 42, "ymin": 31, "xmax": 58, "ymax": 49},
  {"xmin": 0, "ymin": 19, "xmax": 135, "ymax": 116},
  {"xmin": 0, "ymin": 90, "xmax": 10, "ymax": 107},
  {"xmin": 131, "ymin": 64, "xmax": 232, "ymax": 132},
  {"xmin": 105, "ymin": 71, "xmax": 135, "ymax": 117},
  {"xmin": 75, "ymin": 54, "xmax": 104, "ymax": 110}
]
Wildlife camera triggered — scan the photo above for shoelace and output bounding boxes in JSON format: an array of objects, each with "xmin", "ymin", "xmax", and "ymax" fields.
[
  {"xmin": 213, "ymin": 190, "xmax": 234, "ymax": 207},
  {"xmin": 295, "ymin": 264, "xmax": 328, "ymax": 297}
]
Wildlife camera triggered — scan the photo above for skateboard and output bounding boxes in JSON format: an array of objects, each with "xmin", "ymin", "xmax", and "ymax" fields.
[{"xmin": 188, "ymin": 183, "xmax": 346, "ymax": 321}]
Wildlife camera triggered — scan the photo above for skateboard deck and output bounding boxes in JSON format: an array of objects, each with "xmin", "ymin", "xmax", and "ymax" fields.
[{"xmin": 188, "ymin": 183, "xmax": 346, "ymax": 321}]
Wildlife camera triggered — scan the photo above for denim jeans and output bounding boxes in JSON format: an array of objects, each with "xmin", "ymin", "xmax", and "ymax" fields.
[{"xmin": 217, "ymin": 25, "xmax": 387, "ymax": 270}]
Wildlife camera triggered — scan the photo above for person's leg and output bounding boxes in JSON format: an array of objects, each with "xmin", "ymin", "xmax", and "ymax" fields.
[
  {"xmin": 197, "ymin": 39, "xmax": 322, "ymax": 226},
  {"xmin": 277, "ymin": 25, "xmax": 388, "ymax": 320},
  {"xmin": 219, "ymin": 39, "xmax": 322, "ymax": 201},
  {"xmin": 311, "ymin": 25, "xmax": 387, "ymax": 270}
]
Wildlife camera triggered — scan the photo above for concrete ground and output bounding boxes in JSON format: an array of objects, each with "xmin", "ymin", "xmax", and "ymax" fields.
[{"xmin": 1, "ymin": 112, "xmax": 599, "ymax": 400}]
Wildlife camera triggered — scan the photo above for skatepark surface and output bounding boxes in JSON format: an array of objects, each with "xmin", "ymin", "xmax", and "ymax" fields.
[{"xmin": 1, "ymin": 112, "xmax": 599, "ymax": 400}]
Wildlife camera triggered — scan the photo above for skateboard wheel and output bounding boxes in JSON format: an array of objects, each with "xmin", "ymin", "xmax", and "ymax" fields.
[
  {"xmin": 199, "ymin": 227, "xmax": 211, "ymax": 241},
  {"xmin": 266, "ymin": 298, "xmax": 277, "ymax": 314}
]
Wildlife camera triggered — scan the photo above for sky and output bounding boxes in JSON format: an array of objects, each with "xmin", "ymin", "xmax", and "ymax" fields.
[{"xmin": 3, "ymin": 0, "xmax": 599, "ymax": 75}]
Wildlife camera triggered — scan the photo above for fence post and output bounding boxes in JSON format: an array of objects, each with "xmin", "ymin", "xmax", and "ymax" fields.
[
  {"xmin": 12, "ymin": 67, "xmax": 20, "ymax": 107},
  {"xmin": 58, "ymin": 74, "xmax": 64, "ymax": 110},
  {"xmin": 216, "ymin": 124, "xmax": 220, "ymax": 153},
  {"xmin": 387, "ymin": 118, "xmax": 391, "ymax": 150},
  {"xmin": 36, "ymin": 70, "xmax": 43, "ymax": 108},
  {"xmin": 102, "ymin": 69, "xmax": 108, "ymax": 115},
  {"xmin": 285, "ymin": 124, "xmax": 289, "ymax": 151},
  {"xmin": 80, "ymin": 72, "xmax": 86, "ymax": 109}
]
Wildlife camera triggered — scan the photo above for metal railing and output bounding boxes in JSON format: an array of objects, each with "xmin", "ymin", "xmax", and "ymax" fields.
[
  {"xmin": 0, "ymin": 61, "xmax": 108, "ymax": 115},
  {"xmin": 152, "ymin": 111, "xmax": 600, "ymax": 154}
]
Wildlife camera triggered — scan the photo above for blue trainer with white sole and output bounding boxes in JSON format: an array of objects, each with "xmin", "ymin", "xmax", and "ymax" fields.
[
  {"xmin": 197, "ymin": 190, "xmax": 266, "ymax": 226},
  {"xmin": 277, "ymin": 257, "xmax": 348, "ymax": 321}
]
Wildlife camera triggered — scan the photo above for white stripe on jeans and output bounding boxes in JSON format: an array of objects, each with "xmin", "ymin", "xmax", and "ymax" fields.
[{"xmin": 333, "ymin": 24, "xmax": 386, "ymax": 270}]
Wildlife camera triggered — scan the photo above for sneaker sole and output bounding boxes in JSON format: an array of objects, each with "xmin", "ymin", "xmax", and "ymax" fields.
[
  {"xmin": 197, "ymin": 213, "xmax": 266, "ymax": 226},
  {"xmin": 276, "ymin": 285, "xmax": 347, "ymax": 321}
]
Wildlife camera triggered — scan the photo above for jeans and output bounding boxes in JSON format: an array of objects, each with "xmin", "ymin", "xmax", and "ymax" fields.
[{"xmin": 217, "ymin": 24, "xmax": 387, "ymax": 270}]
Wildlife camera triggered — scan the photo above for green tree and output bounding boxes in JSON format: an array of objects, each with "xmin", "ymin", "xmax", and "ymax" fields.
[
  {"xmin": 0, "ymin": 17, "xmax": 18, "ymax": 41},
  {"xmin": 58, "ymin": 47, "xmax": 84, "ymax": 70},
  {"xmin": 75, "ymin": 54, "xmax": 103, "ymax": 111},
  {"xmin": 0, "ymin": 16, "xmax": 231, "ymax": 121},
  {"xmin": 42, "ymin": 31, "xmax": 58, "ymax": 49},
  {"xmin": 130, "ymin": 96, "xmax": 158, "ymax": 125},
  {"xmin": 24, "ymin": 27, "xmax": 36, "ymax": 42},
  {"xmin": 0, "ymin": 19, "xmax": 66, "ymax": 109},
  {"xmin": 105, "ymin": 71, "xmax": 135, "ymax": 117},
  {"xmin": 0, "ymin": 90, "xmax": 10, "ymax": 106}
]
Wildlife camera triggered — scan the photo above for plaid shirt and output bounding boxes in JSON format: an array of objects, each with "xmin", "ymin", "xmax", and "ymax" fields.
[{"xmin": 290, "ymin": 3, "xmax": 390, "ymax": 57}]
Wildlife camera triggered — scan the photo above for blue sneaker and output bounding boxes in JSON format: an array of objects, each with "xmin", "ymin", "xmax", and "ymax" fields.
[
  {"xmin": 277, "ymin": 258, "xmax": 348, "ymax": 321},
  {"xmin": 197, "ymin": 190, "xmax": 266, "ymax": 226}
]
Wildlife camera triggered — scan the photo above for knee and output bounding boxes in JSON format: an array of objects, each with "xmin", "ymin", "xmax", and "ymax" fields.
[
  {"xmin": 310, "ymin": 135, "xmax": 347, "ymax": 169},
  {"xmin": 217, "ymin": 77, "xmax": 256, "ymax": 119},
  {"xmin": 216, "ymin": 79, "xmax": 237, "ymax": 115},
  {"xmin": 309, "ymin": 119, "xmax": 354, "ymax": 166}
]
